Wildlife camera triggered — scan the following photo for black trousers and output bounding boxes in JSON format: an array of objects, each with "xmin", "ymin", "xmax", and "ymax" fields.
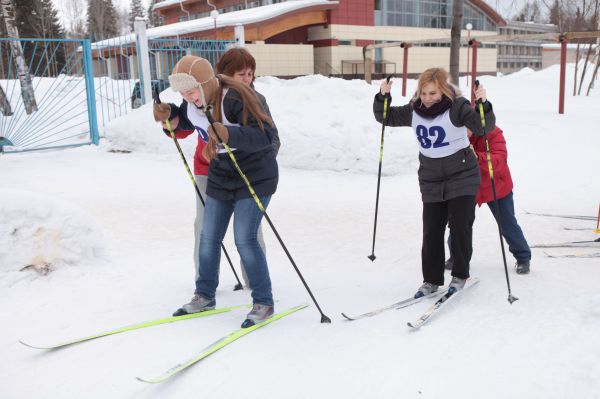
[{"xmin": 422, "ymin": 195, "xmax": 476, "ymax": 286}]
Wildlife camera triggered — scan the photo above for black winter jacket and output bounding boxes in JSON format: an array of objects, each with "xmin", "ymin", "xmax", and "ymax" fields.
[
  {"xmin": 171, "ymin": 88, "xmax": 278, "ymax": 201},
  {"xmin": 373, "ymin": 93, "xmax": 496, "ymax": 202}
]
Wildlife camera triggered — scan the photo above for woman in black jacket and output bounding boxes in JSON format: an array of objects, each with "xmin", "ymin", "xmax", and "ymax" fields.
[
  {"xmin": 373, "ymin": 68, "xmax": 495, "ymax": 296},
  {"xmin": 153, "ymin": 55, "xmax": 277, "ymax": 327}
]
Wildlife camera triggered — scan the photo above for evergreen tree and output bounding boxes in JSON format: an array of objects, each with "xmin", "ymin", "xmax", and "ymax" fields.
[
  {"xmin": 147, "ymin": 0, "xmax": 163, "ymax": 28},
  {"xmin": 9, "ymin": 0, "xmax": 66, "ymax": 76},
  {"xmin": 87, "ymin": 0, "xmax": 119, "ymax": 39},
  {"xmin": 128, "ymin": 0, "xmax": 145, "ymax": 32}
]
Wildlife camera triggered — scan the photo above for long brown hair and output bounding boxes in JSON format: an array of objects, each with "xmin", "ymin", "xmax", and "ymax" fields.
[
  {"xmin": 411, "ymin": 67, "xmax": 461, "ymax": 102},
  {"xmin": 211, "ymin": 74, "xmax": 273, "ymax": 131}
]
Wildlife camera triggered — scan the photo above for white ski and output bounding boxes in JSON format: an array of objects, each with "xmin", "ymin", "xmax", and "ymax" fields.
[
  {"xmin": 341, "ymin": 289, "xmax": 447, "ymax": 321},
  {"xmin": 407, "ymin": 277, "xmax": 480, "ymax": 329}
]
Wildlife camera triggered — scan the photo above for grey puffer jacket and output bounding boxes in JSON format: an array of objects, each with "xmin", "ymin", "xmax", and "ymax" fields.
[{"xmin": 373, "ymin": 93, "xmax": 496, "ymax": 203}]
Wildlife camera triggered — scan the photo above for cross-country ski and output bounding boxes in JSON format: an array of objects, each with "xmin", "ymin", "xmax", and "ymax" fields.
[
  {"xmin": 408, "ymin": 278, "xmax": 480, "ymax": 329},
  {"xmin": 531, "ymin": 238, "xmax": 600, "ymax": 248},
  {"xmin": 341, "ymin": 289, "xmax": 445, "ymax": 321},
  {"xmin": 19, "ymin": 304, "xmax": 252, "ymax": 350},
  {"xmin": 544, "ymin": 252, "xmax": 600, "ymax": 259},
  {"xmin": 136, "ymin": 305, "xmax": 307, "ymax": 383},
  {"xmin": 524, "ymin": 211, "xmax": 596, "ymax": 221}
]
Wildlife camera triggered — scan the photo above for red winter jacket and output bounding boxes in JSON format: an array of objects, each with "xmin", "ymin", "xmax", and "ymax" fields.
[
  {"xmin": 169, "ymin": 129, "xmax": 210, "ymax": 176},
  {"xmin": 470, "ymin": 125, "xmax": 513, "ymax": 206}
]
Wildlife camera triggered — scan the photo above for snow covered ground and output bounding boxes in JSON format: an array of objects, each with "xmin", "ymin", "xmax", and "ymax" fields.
[{"xmin": 1, "ymin": 65, "xmax": 599, "ymax": 399}]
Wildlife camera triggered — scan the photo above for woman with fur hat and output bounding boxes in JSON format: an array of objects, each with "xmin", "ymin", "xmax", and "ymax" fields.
[
  {"xmin": 373, "ymin": 67, "xmax": 496, "ymax": 297},
  {"xmin": 153, "ymin": 55, "xmax": 278, "ymax": 327}
]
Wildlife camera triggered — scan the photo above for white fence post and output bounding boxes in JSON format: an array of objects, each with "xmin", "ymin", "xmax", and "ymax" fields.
[
  {"xmin": 235, "ymin": 24, "xmax": 245, "ymax": 47},
  {"xmin": 134, "ymin": 17, "xmax": 153, "ymax": 106}
]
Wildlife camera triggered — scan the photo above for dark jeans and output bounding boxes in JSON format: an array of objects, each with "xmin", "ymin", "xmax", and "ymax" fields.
[
  {"xmin": 486, "ymin": 191, "xmax": 531, "ymax": 263},
  {"xmin": 447, "ymin": 191, "xmax": 531, "ymax": 264},
  {"xmin": 422, "ymin": 195, "xmax": 476, "ymax": 286}
]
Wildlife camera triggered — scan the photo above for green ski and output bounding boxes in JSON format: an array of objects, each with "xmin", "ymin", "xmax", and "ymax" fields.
[
  {"xmin": 19, "ymin": 304, "xmax": 252, "ymax": 350},
  {"xmin": 137, "ymin": 305, "xmax": 308, "ymax": 384}
]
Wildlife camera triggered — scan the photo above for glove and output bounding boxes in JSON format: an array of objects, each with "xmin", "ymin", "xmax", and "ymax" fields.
[
  {"xmin": 474, "ymin": 84, "xmax": 487, "ymax": 103},
  {"xmin": 207, "ymin": 122, "xmax": 229, "ymax": 144},
  {"xmin": 201, "ymin": 123, "xmax": 229, "ymax": 161},
  {"xmin": 202, "ymin": 135, "xmax": 218, "ymax": 161},
  {"xmin": 153, "ymin": 103, "xmax": 171, "ymax": 122}
]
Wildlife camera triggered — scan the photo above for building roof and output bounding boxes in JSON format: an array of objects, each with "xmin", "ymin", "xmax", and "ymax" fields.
[
  {"xmin": 542, "ymin": 43, "xmax": 598, "ymax": 50},
  {"xmin": 470, "ymin": 0, "xmax": 506, "ymax": 26},
  {"xmin": 91, "ymin": 0, "xmax": 338, "ymax": 48}
]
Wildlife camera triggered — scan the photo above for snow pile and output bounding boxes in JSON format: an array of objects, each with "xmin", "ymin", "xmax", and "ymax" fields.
[{"xmin": 0, "ymin": 189, "xmax": 106, "ymax": 278}]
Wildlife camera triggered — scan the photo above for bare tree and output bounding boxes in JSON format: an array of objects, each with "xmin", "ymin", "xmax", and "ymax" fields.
[
  {"xmin": 514, "ymin": 1, "xmax": 543, "ymax": 22},
  {"xmin": 63, "ymin": 0, "xmax": 86, "ymax": 38},
  {"xmin": 0, "ymin": 0, "xmax": 37, "ymax": 114},
  {"xmin": 586, "ymin": 0, "xmax": 600, "ymax": 94},
  {"xmin": 449, "ymin": 0, "xmax": 463, "ymax": 84}
]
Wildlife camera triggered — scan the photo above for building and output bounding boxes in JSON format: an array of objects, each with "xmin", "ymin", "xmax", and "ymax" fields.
[
  {"xmin": 497, "ymin": 20, "xmax": 557, "ymax": 74},
  {"xmin": 151, "ymin": 0, "xmax": 506, "ymax": 78},
  {"xmin": 542, "ymin": 43, "xmax": 598, "ymax": 69}
]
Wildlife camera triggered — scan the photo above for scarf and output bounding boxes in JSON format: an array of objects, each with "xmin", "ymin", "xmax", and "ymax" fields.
[{"xmin": 412, "ymin": 95, "xmax": 453, "ymax": 118}]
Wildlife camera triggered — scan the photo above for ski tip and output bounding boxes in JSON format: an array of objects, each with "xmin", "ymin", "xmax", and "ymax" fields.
[
  {"xmin": 136, "ymin": 377, "xmax": 158, "ymax": 384},
  {"xmin": 341, "ymin": 313, "xmax": 354, "ymax": 321},
  {"xmin": 407, "ymin": 322, "xmax": 416, "ymax": 329},
  {"xmin": 19, "ymin": 340, "xmax": 46, "ymax": 349}
]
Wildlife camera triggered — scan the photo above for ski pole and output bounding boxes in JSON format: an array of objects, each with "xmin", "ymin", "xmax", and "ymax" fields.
[
  {"xmin": 475, "ymin": 80, "xmax": 518, "ymax": 305},
  {"xmin": 153, "ymin": 88, "xmax": 243, "ymax": 291},
  {"xmin": 368, "ymin": 75, "xmax": 392, "ymax": 262},
  {"xmin": 204, "ymin": 107, "xmax": 331, "ymax": 324}
]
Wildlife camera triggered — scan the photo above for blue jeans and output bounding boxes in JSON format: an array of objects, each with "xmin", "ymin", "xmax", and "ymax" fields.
[
  {"xmin": 196, "ymin": 195, "xmax": 273, "ymax": 306},
  {"xmin": 486, "ymin": 191, "xmax": 531, "ymax": 263}
]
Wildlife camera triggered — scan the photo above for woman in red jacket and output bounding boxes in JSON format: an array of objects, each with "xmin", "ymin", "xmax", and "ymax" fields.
[{"xmin": 447, "ymin": 125, "xmax": 531, "ymax": 274}]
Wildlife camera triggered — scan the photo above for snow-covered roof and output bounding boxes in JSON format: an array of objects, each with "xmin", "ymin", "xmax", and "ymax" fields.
[
  {"xmin": 92, "ymin": 0, "xmax": 337, "ymax": 49},
  {"xmin": 542, "ymin": 43, "xmax": 598, "ymax": 50}
]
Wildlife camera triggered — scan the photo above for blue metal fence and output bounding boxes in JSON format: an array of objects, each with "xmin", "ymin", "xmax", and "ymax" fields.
[
  {"xmin": 0, "ymin": 37, "xmax": 98, "ymax": 153},
  {"xmin": 0, "ymin": 33, "xmax": 234, "ymax": 154},
  {"xmin": 90, "ymin": 33, "xmax": 233, "ymax": 127}
]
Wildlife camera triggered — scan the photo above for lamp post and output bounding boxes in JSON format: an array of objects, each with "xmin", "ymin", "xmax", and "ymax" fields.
[
  {"xmin": 466, "ymin": 23, "xmax": 473, "ymax": 86},
  {"xmin": 211, "ymin": 10, "xmax": 219, "ymax": 41}
]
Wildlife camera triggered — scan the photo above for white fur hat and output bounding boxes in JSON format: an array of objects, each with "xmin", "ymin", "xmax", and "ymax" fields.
[{"xmin": 168, "ymin": 55, "xmax": 215, "ymax": 92}]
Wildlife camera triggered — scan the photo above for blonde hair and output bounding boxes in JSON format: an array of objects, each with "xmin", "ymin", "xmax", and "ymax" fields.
[
  {"xmin": 211, "ymin": 74, "xmax": 273, "ymax": 131},
  {"xmin": 411, "ymin": 68, "xmax": 461, "ymax": 102}
]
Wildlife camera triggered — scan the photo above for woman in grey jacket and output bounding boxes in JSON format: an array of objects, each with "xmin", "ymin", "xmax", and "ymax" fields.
[{"xmin": 373, "ymin": 68, "xmax": 495, "ymax": 297}]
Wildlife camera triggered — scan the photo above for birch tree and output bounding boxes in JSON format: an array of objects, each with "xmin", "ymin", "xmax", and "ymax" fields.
[
  {"xmin": 0, "ymin": 6, "xmax": 11, "ymax": 115},
  {"xmin": 0, "ymin": 84, "xmax": 12, "ymax": 116},
  {"xmin": 0, "ymin": 0, "xmax": 37, "ymax": 114}
]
